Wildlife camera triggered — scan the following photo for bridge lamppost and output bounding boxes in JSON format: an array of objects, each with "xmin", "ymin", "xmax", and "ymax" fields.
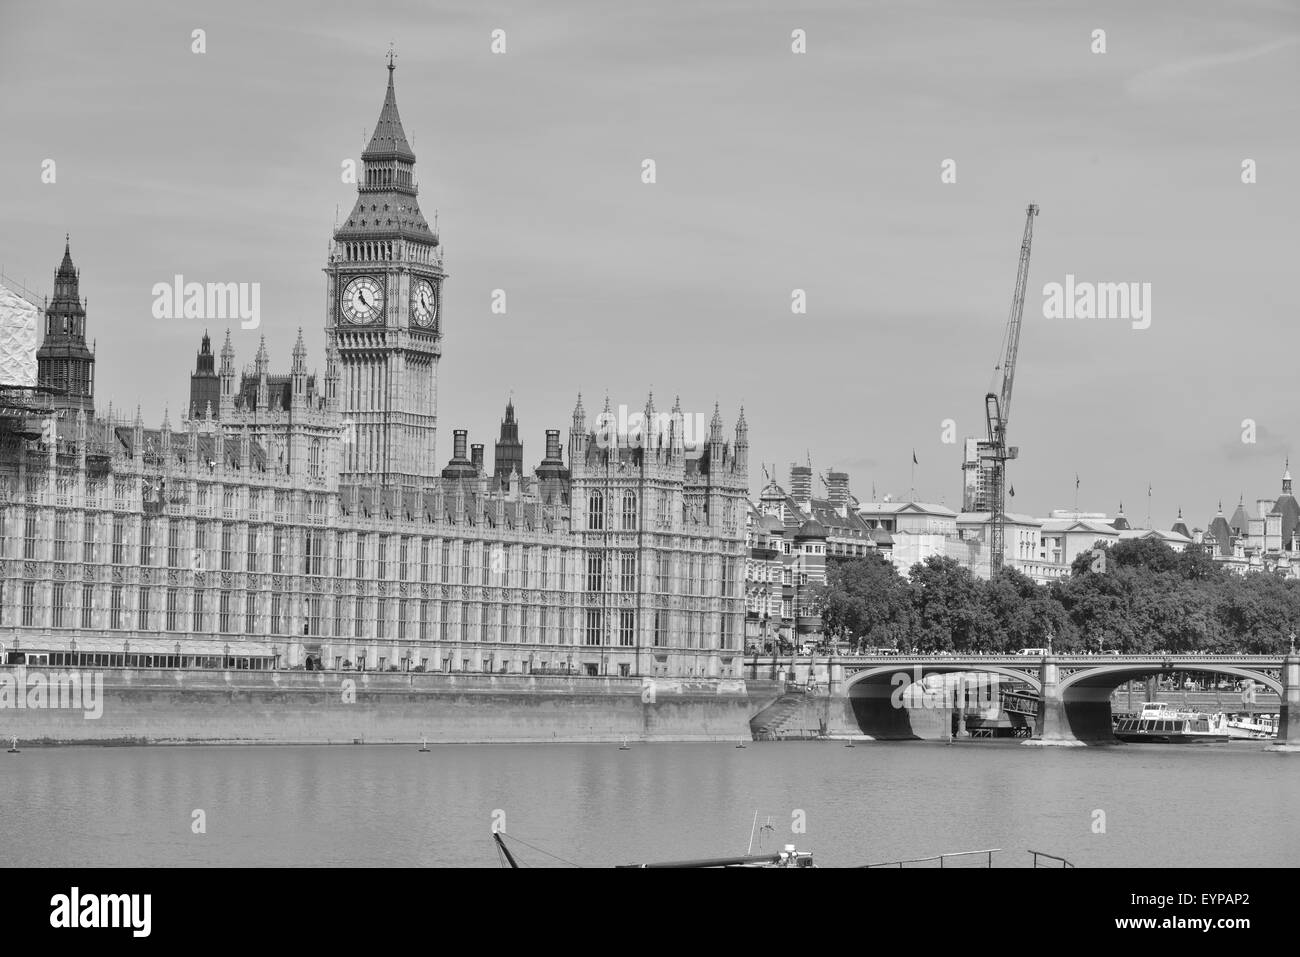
[{"xmin": 1290, "ymin": 631, "xmax": 1296, "ymax": 656}]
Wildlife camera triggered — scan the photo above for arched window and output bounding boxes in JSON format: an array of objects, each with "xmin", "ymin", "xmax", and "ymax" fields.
[
  {"xmin": 622, "ymin": 491, "xmax": 637, "ymax": 530},
  {"xmin": 588, "ymin": 492, "xmax": 604, "ymax": 530}
]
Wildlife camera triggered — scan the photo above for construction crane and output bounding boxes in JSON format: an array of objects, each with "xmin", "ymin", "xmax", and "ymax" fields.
[{"xmin": 982, "ymin": 203, "xmax": 1039, "ymax": 575}]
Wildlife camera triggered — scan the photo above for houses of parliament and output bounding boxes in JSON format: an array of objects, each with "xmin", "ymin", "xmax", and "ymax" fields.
[{"xmin": 0, "ymin": 61, "xmax": 749, "ymax": 680}]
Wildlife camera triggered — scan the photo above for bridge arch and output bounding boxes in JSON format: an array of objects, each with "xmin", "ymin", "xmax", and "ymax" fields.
[
  {"xmin": 1052, "ymin": 662, "xmax": 1282, "ymax": 742},
  {"xmin": 841, "ymin": 662, "xmax": 1041, "ymax": 740}
]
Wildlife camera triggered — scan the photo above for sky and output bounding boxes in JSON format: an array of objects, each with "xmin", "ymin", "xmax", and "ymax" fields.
[{"xmin": 1, "ymin": 0, "xmax": 1297, "ymax": 530}]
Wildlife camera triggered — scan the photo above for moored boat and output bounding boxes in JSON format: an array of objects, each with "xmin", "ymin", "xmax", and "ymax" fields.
[
  {"xmin": 1113, "ymin": 702, "xmax": 1230, "ymax": 743},
  {"xmin": 1224, "ymin": 712, "xmax": 1278, "ymax": 740}
]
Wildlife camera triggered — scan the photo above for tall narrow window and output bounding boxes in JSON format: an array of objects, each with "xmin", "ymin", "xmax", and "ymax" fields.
[
  {"xmin": 52, "ymin": 582, "xmax": 66, "ymax": 627},
  {"xmin": 54, "ymin": 512, "xmax": 69, "ymax": 562},
  {"xmin": 23, "ymin": 509, "xmax": 37, "ymax": 560},
  {"xmin": 305, "ymin": 531, "xmax": 324, "ymax": 575},
  {"xmin": 112, "ymin": 517, "xmax": 127, "ymax": 565},
  {"xmin": 622, "ymin": 492, "xmax": 637, "ymax": 530},
  {"xmin": 110, "ymin": 585, "xmax": 124, "ymax": 630},
  {"xmin": 586, "ymin": 553, "xmax": 604, "ymax": 592},
  {"xmin": 588, "ymin": 493, "xmax": 604, "ymax": 531}
]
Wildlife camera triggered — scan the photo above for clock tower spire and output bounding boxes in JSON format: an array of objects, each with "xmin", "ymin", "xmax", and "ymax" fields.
[{"xmin": 326, "ymin": 57, "xmax": 445, "ymax": 488}]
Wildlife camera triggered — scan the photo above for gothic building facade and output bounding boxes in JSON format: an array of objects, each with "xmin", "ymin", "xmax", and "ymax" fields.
[{"xmin": 0, "ymin": 62, "xmax": 749, "ymax": 680}]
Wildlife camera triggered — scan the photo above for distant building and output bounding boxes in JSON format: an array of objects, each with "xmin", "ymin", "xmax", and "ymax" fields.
[
  {"xmin": 745, "ymin": 464, "xmax": 868, "ymax": 649},
  {"xmin": 492, "ymin": 399, "xmax": 523, "ymax": 485},
  {"xmin": 188, "ymin": 331, "xmax": 220, "ymax": 420},
  {"xmin": 1201, "ymin": 465, "xmax": 1300, "ymax": 576}
]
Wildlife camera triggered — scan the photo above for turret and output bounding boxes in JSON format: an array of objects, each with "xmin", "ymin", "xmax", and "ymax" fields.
[
  {"xmin": 219, "ymin": 329, "xmax": 236, "ymax": 418},
  {"xmin": 734, "ymin": 407, "xmax": 748, "ymax": 473},
  {"xmin": 669, "ymin": 395, "xmax": 684, "ymax": 460},
  {"xmin": 291, "ymin": 327, "xmax": 308, "ymax": 407},
  {"xmin": 493, "ymin": 399, "xmax": 523, "ymax": 482},
  {"xmin": 36, "ymin": 236, "xmax": 96, "ymax": 414},
  {"xmin": 254, "ymin": 336, "xmax": 269, "ymax": 410},
  {"xmin": 570, "ymin": 393, "xmax": 588, "ymax": 459}
]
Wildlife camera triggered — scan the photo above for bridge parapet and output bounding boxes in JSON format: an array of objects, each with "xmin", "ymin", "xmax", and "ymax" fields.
[{"xmin": 833, "ymin": 654, "xmax": 1286, "ymax": 666}]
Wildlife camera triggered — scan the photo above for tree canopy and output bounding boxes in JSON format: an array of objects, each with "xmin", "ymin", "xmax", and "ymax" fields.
[{"xmin": 815, "ymin": 540, "xmax": 1299, "ymax": 654}]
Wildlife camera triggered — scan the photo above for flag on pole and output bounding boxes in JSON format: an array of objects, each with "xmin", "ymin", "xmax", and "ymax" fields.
[
  {"xmin": 1075, "ymin": 473, "xmax": 1080, "ymax": 490},
  {"xmin": 1009, "ymin": 484, "xmax": 1015, "ymax": 497},
  {"xmin": 912, "ymin": 450, "xmax": 918, "ymax": 465}
]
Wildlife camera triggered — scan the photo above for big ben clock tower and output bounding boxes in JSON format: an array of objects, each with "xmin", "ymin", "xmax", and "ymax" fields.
[{"xmin": 326, "ymin": 56, "xmax": 444, "ymax": 488}]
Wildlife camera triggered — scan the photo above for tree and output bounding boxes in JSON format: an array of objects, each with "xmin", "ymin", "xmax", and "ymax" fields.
[
  {"xmin": 818, "ymin": 554, "xmax": 912, "ymax": 651},
  {"xmin": 908, "ymin": 556, "xmax": 995, "ymax": 652}
]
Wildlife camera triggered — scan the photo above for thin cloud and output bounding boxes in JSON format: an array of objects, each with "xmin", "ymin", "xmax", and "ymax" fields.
[{"xmin": 1127, "ymin": 35, "xmax": 1300, "ymax": 99}]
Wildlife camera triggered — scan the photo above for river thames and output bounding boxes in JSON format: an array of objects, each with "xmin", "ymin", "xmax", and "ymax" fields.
[{"xmin": 2, "ymin": 741, "xmax": 1295, "ymax": 867}]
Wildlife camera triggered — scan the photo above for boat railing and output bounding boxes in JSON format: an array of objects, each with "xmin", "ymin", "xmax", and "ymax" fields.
[
  {"xmin": 1028, "ymin": 849, "xmax": 1075, "ymax": 868},
  {"xmin": 861, "ymin": 848, "xmax": 1000, "ymax": 868}
]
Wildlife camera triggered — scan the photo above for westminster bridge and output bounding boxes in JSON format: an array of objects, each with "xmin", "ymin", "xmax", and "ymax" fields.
[{"xmin": 745, "ymin": 652, "xmax": 1300, "ymax": 747}]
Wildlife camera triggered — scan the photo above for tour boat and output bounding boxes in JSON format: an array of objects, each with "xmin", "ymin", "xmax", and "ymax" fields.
[{"xmin": 1113, "ymin": 702, "xmax": 1230, "ymax": 743}]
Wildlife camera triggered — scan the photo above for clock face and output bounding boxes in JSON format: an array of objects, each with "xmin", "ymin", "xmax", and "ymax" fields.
[
  {"xmin": 411, "ymin": 279, "xmax": 437, "ymax": 328},
  {"xmin": 341, "ymin": 276, "xmax": 385, "ymax": 324}
]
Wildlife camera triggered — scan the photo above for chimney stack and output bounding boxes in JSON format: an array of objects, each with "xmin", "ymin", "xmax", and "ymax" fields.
[{"xmin": 471, "ymin": 444, "xmax": 485, "ymax": 475}]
